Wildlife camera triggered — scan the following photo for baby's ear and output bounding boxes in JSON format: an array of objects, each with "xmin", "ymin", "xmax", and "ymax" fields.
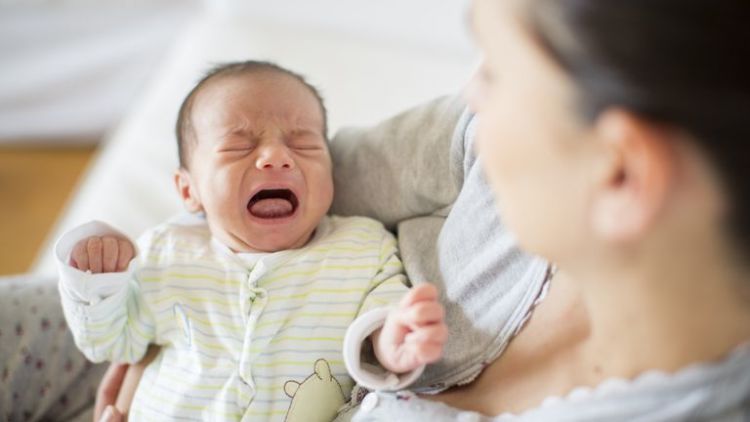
[
  {"xmin": 314, "ymin": 359, "xmax": 333, "ymax": 380},
  {"xmin": 174, "ymin": 168, "xmax": 203, "ymax": 213},
  {"xmin": 284, "ymin": 380, "xmax": 300, "ymax": 398}
]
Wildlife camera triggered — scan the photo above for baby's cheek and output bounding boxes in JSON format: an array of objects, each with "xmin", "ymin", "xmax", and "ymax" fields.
[{"xmin": 311, "ymin": 170, "xmax": 334, "ymax": 209}]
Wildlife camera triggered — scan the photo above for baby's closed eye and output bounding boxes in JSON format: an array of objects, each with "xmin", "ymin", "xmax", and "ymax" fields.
[
  {"xmin": 287, "ymin": 132, "xmax": 325, "ymax": 151},
  {"xmin": 218, "ymin": 139, "xmax": 257, "ymax": 151}
]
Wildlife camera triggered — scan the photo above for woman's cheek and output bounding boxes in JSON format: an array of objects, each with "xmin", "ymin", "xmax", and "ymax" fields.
[{"xmin": 477, "ymin": 109, "xmax": 511, "ymax": 162}]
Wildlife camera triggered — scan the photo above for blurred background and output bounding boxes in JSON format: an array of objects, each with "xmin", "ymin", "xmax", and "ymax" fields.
[
  {"xmin": 0, "ymin": 0, "xmax": 201, "ymax": 274},
  {"xmin": 0, "ymin": 0, "xmax": 476, "ymax": 276}
]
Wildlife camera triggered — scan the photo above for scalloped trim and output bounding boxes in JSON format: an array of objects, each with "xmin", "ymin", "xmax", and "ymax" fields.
[{"xmin": 495, "ymin": 341, "xmax": 750, "ymax": 419}]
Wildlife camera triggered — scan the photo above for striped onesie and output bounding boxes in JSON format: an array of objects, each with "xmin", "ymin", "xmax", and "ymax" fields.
[{"xmin": 56, "ymin": 213, "xmax": 408, "ymax": 421}]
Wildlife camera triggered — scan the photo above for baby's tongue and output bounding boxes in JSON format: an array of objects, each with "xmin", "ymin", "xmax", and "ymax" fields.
[{"xmin": 249, "ymin": 198, "xmax": 293, "ymax": 218}]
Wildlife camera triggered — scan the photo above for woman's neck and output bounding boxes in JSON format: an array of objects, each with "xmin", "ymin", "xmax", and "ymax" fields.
[{"xmin": 567, "ymin": 239, "xmax": 750, "ymax": 379}]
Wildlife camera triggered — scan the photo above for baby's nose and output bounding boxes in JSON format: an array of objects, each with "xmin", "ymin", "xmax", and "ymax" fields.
[{"xmin": 256, "ymin": 144, "xmax": 294, "ymax": 170}]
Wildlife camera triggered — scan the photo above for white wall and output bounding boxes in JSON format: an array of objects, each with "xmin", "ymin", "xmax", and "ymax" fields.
[
  {"xmin": 0, "ymin": 1, "xmax": 200, "ymax": 143},
  {"xmin": 0, "ymin": 0, "xmax": 474, "ymax": 144},
  {"xmin": 207, "ymin": 0, "xmax": 474, "ymax": 57}
]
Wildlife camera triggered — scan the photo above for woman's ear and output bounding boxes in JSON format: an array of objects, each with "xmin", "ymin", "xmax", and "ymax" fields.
[
  {"xmin": 174, "ymin": 168, "xmax": 203, "ymax": 213},
  {"xmin": 590, "ymin": 109, "xmax": 675, "ymax": 243}
]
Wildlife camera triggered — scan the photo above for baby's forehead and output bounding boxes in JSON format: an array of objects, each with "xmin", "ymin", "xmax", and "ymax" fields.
[
  {"xmin": 200, "ymin": 70, "xmax": 312, "ymax": 101},
  {"xmin": 196, "ymin": 71, "xmax": 322, "ymax": 118},
  {"xmin": 186, "ymin": 76, "xmax": 326, "ymax": 146}
]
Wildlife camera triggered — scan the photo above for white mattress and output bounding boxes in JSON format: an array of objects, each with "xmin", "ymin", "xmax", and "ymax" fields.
[{"xmin": 32, "ymin": 8, "xmax": 476, "ymax": 275}]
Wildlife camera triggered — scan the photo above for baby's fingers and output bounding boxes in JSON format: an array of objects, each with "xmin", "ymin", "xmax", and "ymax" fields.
[
  {"xmin": 402, "ymin": 301, "xmax": 445, "ymax": 328},
  {"xmin": 399, "ymin": 283, "xmax": 439, "ymax": 308},
  {"xmin": 102, "ymin": 237, "xmax": 119, "ymax": 272},
  {"xmin": 407, "ymin": 341, "xmax": 444, "ymax": 365},
  {"xmin": 405, "ymin": 323, "xmax": 448, "ymax": 346},
  {"xmin": 70, "ymin": 240, "xmax": 90, "ymax": 271},
  {"xmin": 116, "ymin": 239, "xmax": 135, "ymax": 272},
  {"xmin": 87, "ymin": 237, "xmax": 104, "ymax": 273}
]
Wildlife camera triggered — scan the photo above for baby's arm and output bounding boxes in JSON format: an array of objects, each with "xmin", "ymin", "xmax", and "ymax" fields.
[
  {"xmin": 56, "ymin": 221, "xmax": 155, "ymax": 365},
  {"xmin": 344, "ymin": 230, "xmax": 447, "ymax": 390},
  {"xmin": 343, "ymin": 284, "xmax": 447, "ymax": 391}
]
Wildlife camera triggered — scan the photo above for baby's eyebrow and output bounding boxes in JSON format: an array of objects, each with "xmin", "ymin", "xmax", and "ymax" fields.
[
  {"xmin": 288, "ymin": 128, "xmax": 318, "ymax": 136},
  {"xmin": 225, "ymin": 127, "xmax": 264, "ymax": 139}
]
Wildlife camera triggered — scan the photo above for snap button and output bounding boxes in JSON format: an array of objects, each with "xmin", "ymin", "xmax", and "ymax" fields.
[{"xmin": 360, "ymin": 392, "xmax": 379, "ymax": 412}]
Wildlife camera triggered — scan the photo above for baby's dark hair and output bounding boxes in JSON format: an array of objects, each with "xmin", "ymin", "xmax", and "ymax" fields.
[{"xmin": 175, "ymin": 60, "xmax": 328, "ymax": 168}]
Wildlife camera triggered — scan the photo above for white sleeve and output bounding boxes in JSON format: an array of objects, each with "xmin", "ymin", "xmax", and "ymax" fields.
[
  {"xmin": 343, "ymin": 307, "xmax": 425, "ymax": 391},
  {"xmin": 54, "ymin": 220, "xmax": 139, "ymax": 304}
]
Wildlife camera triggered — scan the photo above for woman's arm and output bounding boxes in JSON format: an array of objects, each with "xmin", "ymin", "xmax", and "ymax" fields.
[
  {"xmin": 95, "ymin": 345, "xmax": 159, "ymax": 421},
  {"xmin": 330, "ymin": 95, "xmax": 466, "ymax": 230}
]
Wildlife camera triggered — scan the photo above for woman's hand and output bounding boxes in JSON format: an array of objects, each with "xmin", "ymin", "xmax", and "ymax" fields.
[
  {"xmin": 372, "ymin": 284, "xmax": 448, "ymax": 374},
  {"xmin": 94, "ymin": 345, "xmax": 160, "ymax": 421},
  {"xmin": 94, "ymin": 363, "xmax": 128, "ymax": 422}
]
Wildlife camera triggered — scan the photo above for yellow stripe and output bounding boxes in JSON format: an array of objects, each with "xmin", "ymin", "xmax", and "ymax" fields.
[
  {"xmin": 269, "ymin": 335, "xmax": 343, "ymax": 344},
  {"xmin": 252, "ymin": 359, "xmax": 344, "ymax": 368},
  {"xmin": 150, "ymin": 293, "xmax": 235, "ymax": 308},
  {"xmin": 243, "ymin": 409, "xmax": 289, "ymax": 416},
  {"xmin": 186, "ymin": 335, "xmax": 229, "ymax": 352},
  {"xmin": 139, "ymin": 272, "xmax": 242, "ymax": 286},
  {"xmin": 264, "ymin": 311, "xmax": 355, "ymax": 319},
  {"xmin": 298, "ymin": 244, "xmax": 383, "ymax": 255},
  {"xmin": 140, "ymin": 244, "xmax": 381, "ymax": 268},
  {"xmin": 262, "ymin": 265, "xmax": 377, "ymax": 285},
  {"xmin": 87, "ymin": 320, "xmax": 148, "ymax": 351},
  {"xmin": 265, "ymin": 287, "xmax": 369, "ymax": 304},
  {"xmin": 364, "ymin": 297, "xmax": 390, "ymax": 307},
  {"xmin": 148, "ymin": 227, "xmax": 379, "ymax": 251},
  {"xmin": 253, "ymin": 317, "xmax": 350, "ymax": 331},
  {"xmin": 154, "ymin": 370, "xmax": 252, "ymax": 403},
  {"xmin": 154, "ymin": 312, "xmax": 243, "ymax": 332},
  {"xmin": 253, "ymin": 384, "xmax": 283, "ymax": 393},
  {"xmin": 144, "ymin": 398, "xmax": 241, "ymax": 417},
  {"xmin": 142, "ymin": 260, "xmax": 382, "ymax": 286},
  {"xmin": 128, "ymin": 320, "xmax": 152, "ymax": 347}
]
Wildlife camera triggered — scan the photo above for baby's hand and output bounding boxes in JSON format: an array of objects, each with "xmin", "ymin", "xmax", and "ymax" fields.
[
  {"xmin": 372, "ymin": 284, "xmax": 448, "ymax": 374},
  {"xmin": 70, "ymin": 236, "xmax": 135, "ymax": 273}
]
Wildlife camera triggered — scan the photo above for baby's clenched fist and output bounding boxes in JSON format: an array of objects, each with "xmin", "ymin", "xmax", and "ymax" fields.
[
  {"xmin": 372, "ymin": 283, "xmax": 448, "ymax": 374},
  {"xmin": 70, "ymin": 236, "xmax": 135, "ymax": 273}
]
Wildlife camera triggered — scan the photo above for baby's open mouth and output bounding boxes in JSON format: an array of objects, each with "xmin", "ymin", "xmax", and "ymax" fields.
[{"xmin": 247, "ymin": 189, "xmax": 299, "ymax": 219}]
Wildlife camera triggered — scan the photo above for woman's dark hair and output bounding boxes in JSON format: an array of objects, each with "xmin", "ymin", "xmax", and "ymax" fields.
[{"xmin": 525, "ymin": 0, "xmax": 750, "ymax": 257}]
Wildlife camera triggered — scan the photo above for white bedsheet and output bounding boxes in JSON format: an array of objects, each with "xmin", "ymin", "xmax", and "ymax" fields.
[{"xmin": 32, "ymin": 8, "xmax": 476, "ymax": 275}]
